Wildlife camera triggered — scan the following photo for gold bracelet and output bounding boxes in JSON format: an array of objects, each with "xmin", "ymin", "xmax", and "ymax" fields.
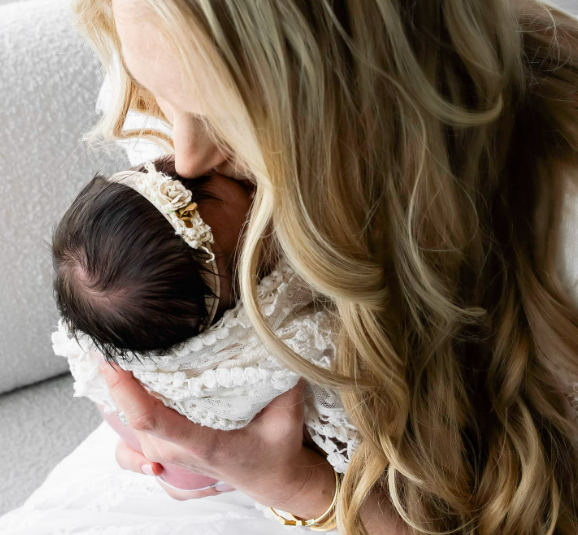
[
  {"xmin": 269, "ymin": 469, "xmax": 340, "ymax": 530},
  {"xmin": 309, "ymin": 508, "xmax": 338, "ymax": 532}
]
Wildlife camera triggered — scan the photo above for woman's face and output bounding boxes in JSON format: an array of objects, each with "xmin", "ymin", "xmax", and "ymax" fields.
[{"xmin": 113, "ymin": 0, "xmax": 243, "ymax": 180}]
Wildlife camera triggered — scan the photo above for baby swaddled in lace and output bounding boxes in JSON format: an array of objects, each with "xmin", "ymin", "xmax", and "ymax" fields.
[{"xmin": 51, "ymin": 157, "xmax": 358, "ymax": 477}]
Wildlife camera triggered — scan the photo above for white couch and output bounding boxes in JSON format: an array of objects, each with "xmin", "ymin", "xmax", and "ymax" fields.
[{"xmin": 0, "ymin": 0, "xmax": 127, "ymax": 515}]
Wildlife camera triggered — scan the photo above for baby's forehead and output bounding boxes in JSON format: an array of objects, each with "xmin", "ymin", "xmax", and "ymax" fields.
[
  {"xmin": 130, "ymin": 157, "xmax": 219, "ymax": 205},
  {"xmin": 132, "ymin": 156, "xmax": 177, "ymax": 178},
  {"xmin": 131, "ymin": 156, "xmax": 250, "ymax": 220}
]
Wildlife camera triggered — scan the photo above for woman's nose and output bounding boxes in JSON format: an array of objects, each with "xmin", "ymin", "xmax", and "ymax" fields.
[{"xmin": 172, "ymin": 115, "xmax": 228, "ymax": 179}]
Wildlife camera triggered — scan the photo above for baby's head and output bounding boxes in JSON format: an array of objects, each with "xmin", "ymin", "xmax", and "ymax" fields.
[{"xmin": 52, "ymin": 157, "xmax": 252, "ymax": 361}]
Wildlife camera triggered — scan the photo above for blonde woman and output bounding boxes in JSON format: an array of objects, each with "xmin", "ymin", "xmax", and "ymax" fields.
[{"xmin": 70, "ymin": 0, "xmax": 578, "ymax": 534}]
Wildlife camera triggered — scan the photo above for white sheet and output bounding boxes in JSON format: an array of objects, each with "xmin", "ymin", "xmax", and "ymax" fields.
[{"xmin": 0, "ymin": 422, "xmax": 311, "ymax": 534}]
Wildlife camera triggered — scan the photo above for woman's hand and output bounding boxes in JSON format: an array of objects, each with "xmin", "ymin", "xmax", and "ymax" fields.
[
  {"xmin": 114, "ymin": 438, "xmax": 232, "ymax": 500},
  {"xmin": 101, "ymin": 363, "xmax": 336, "ymax": 519}
]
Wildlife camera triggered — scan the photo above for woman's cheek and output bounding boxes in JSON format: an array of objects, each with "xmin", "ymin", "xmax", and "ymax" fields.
[{"xmin": 155, "ymin": 96, "xmax": 175, "ymax": 124}]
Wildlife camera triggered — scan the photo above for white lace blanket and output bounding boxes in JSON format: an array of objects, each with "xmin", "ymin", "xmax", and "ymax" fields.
[{"xmin": 53, "ymin": 261, "xmax": 359, "ymax": 473}]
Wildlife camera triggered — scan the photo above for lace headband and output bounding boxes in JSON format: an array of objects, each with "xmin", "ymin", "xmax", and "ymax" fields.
[{"xmin": 107, "ymin": 161, "xmax": 221, "ymax": 329}]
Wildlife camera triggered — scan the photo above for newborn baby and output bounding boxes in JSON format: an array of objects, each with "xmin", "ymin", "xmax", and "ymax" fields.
[{"xmin": 51, "ymin": 157, "xmax": 358, "ymax": 486}]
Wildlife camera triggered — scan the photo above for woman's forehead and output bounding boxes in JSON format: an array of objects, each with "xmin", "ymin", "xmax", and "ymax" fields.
[{"xmin": 112, "ymin": 0, "xmax": 204, "ymax": 115}]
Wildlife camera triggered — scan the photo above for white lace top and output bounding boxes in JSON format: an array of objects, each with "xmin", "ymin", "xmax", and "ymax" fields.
[{"xmin": 52, "ymin": 261, "xmax": 359, "ymax": 474}]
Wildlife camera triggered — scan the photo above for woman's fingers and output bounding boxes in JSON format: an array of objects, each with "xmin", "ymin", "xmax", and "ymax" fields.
[
  {"xmin": 256, "ymin": 381, "xmax": 305, "ymax": 441},
  {"xmin": 263, "ymin": 379, "xmax": 305, "ymax": 412},
  {"xmin": 115, "ymin": 438, "xmax": 235, "ymax": 500},
  {"xmin": 100, "ymin": 364, "xmax": 160, "ymax": 431},
  {"xmin": 156, "ymin": 479, "xmax": 235, "ymax": 501},
  {"xmin": 100, "ymin": 362, "xmax": 217, "ymax": 449},
  {"xmin": 115, "ymin": 438, "xmax": 163, "ymax": 476}
]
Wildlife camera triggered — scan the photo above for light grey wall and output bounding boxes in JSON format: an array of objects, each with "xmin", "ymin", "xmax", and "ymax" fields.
[
  {"xmin": 0, "ymin": 0, "xmax": 128, "ymax": 394},
  {"xmin": 0, "ymin": 0, "xmax": 125, "ymax": 516}
]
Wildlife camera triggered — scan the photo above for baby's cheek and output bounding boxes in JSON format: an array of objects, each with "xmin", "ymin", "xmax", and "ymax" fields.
[{"xmin": 155, "ymin": 96, "xmax": 174, "ymax": 124}]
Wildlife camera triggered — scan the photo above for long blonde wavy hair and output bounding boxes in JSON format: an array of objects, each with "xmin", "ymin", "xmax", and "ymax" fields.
[{"xmin": 72, "ymin": 0, "xmax": 578, "ymax": 533}]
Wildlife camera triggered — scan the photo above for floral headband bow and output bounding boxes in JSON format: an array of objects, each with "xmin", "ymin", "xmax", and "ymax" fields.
[{"xmin": 107, "ymin": 161, "xmax": 221, "ymax": 329}]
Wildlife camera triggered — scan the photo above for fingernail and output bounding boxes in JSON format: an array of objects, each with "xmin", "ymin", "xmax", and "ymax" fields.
[
  {"xmin": 215, "ymin": 483, "xmax": 235, "ymax": 492},
  {"xmin": 142, "ymin": 464, "xmax": 155, "ymax": 476}
]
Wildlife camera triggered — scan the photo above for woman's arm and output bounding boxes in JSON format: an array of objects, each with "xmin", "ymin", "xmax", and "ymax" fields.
[{"xmin": 101, "ymin": 363, "xmax": 406, "ymax": 534}]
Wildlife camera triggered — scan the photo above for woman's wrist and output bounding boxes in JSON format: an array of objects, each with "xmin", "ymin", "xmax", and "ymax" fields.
[
  {"xmin": 271, "ymin": 455, "xmax": 407, "ymax": 535},
  {"xmin": 271, "ymin": 450, "xmax": 336, "ymax": 521}
]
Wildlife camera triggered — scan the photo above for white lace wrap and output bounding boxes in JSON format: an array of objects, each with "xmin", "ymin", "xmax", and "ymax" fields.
[{"xmin": 53, "ymin": 261, "xmax": 359, "ymax": 473}]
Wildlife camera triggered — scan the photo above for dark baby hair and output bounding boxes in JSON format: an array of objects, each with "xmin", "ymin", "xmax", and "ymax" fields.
[{"xmin": 52, "ymin": 158, "xmax": 219, "ymax": 362}]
